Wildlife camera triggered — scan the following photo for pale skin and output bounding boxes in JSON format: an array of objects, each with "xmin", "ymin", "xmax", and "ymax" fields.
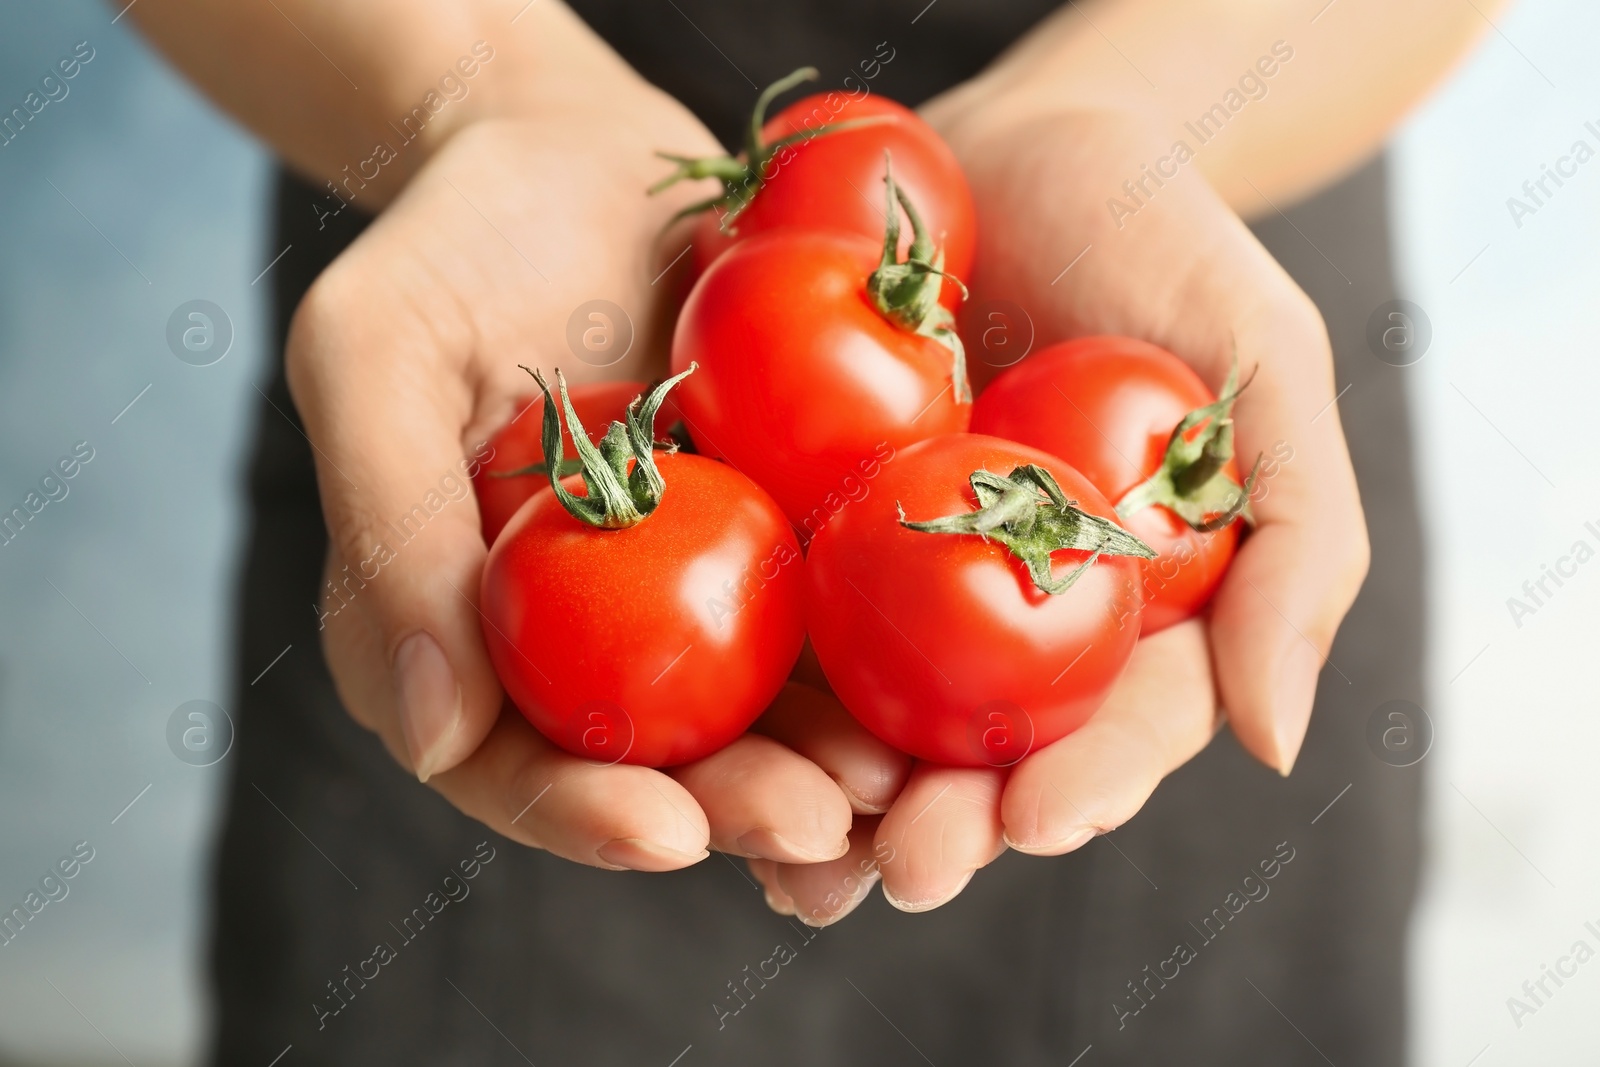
[{"xmin": 130, "ymin": 0, "xmax": 1498, "ymax": 911}]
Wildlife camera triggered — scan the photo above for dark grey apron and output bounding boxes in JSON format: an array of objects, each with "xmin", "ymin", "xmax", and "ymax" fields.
[{"xmin": 208, "ymin": 4, "xmax": 1422, "ymax": 1063}]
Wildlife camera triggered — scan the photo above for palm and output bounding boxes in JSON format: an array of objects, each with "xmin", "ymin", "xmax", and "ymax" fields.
[
  {"xmin": 753, "ymin": 109, "xmax": 1367, "ymax": 919},
  {"xmin": 294, "ymin": 107, "xmax": 908, "ymax": 873}
]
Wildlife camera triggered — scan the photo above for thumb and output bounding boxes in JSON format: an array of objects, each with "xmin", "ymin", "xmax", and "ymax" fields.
[
  {"xmin": 1206, "ymin": 300, "xmax": 1370, "ymax": 775},
  {"xmin": 287, "ymin": 252, "xmax": 501, "ymax": 782}
]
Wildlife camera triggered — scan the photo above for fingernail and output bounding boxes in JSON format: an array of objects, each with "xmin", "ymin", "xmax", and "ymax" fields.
[
  {"xmin": 833, "ymin": 776, "xmax": 890, "ymax": 815},
  {"xmin": 393, "ymin": 631, "xmax": 462, "ymax": 782},
  {"xmin": 595, "ymin": 838, "xmax": 709, "ymax": 871},
  {"xmin": 1003, "ymin": 825, "xmax": 1096, "ymax": 856},
  {"xmin": 736, "ymin": 828, "xmax": 850, "ymax": 864},
  {"xmin": 1274, "ymin": 642, "xmax": 1323, "ymax": 776},
  {"xmin": 882, "ymin": 868, "xmax": 975, "ymax": 914},
  {"xmin": 764, "ymin": 888, "xmax": 797, "ymax": 916},
  {"xmin": 797, "ymin": 870, "xmax": 881, "ymax": 928}
]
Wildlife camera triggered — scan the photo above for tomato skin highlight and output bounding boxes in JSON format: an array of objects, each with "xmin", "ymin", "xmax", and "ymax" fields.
[
  {"xmin": 671, "ymin": 228, "xmax": 969, "ymax": 535},
  {"xmin": 804, "ymin": 434, "xmax": 1144, "ymax": 767},
  {"xmin": 971, "ymin": 337, "xmax": 1243, "ymax": 633},
  {"xmin": 691, "ymin": 93, "xmax": 976, "ymax": 298},
  {"xmin": 480, "ymin": 452, "xmax": 805, "ymax": 767},
  {"xmin": 473, "ymin": 380, "xmax": 654, "ymax": 547}
]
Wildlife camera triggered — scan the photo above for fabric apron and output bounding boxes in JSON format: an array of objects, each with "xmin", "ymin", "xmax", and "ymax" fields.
[{"xmin": 209, "ymin": 4, "xmax": 1423, "ymax": 1062}]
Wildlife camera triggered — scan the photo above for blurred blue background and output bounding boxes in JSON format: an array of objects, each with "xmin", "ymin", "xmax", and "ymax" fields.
[
  {"xmin": 1, "ymin": 1, "xmax": 1597, "ymax": 1064},
  {"xmin": 0, "ymin": 2, "xmax": 266, "ymax": 1063}
]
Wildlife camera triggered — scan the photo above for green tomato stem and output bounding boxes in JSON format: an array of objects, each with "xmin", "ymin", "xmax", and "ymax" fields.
[
  {"xmin": 1115, "ymin": 350, "xmax": 1263, "ymax": 532},
  {"xmin": 864, "ymin": 155, "xmax": 971, "ymax": 403},
  {"xmin": 520, "ymin": 364, "xmax": 695, "ymax": 530},
  {"xmin": 900, "ymin": 464, "xmax": 1155, "ymax": 595},
  {"xmin": 649, "ymin": 67, "xmax": 894, "ymax": 234}
]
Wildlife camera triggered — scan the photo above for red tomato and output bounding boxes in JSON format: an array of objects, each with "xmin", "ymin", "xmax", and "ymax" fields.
[
  {"xmin": 655, "ymin": 69, "xmax": 974, "ymax": 307},
  {"xmin": 692, "ymin": 94, "xmax": 974, "ymax": 286},
  {"xmin": 805, "ymin": 434, "xmax": 1149, "ymax": 767},
  {"xmin": 473, "ymin": 380, "xmax": 648, "ymax": 546},
  {"xmin": 670, "ymin": 225, "xmax": 969, "ymax": 536},
  {"xmin": 971, "ymin": 337, "xmax": 1250, "ymax": 633},
  {"xmin": 481, "ymin": 374, "xmax": 805, "ymax": 767}
]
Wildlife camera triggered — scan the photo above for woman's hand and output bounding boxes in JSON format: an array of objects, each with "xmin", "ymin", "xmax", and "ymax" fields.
[
  {"xmin": 291, "ymin": 86, "xmax": 910, "ymax": 872},
  {"xmin": 749, "ymin": 104, "xmax": 1368, "ymax": 921}
]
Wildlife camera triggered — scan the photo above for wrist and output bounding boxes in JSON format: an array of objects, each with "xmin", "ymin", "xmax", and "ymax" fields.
[
  {"xmin": 920, "ymin": 85, "xmax": 1169, "ymax": 205},
  {"xmin": 327, "ymin": 4, "xmax": 716, "ymax": 215}
]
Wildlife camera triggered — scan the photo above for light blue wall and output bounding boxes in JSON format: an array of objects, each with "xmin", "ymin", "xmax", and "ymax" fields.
[{"xmin": 0, "ymin": 3, "xmax": 267, "ymax": 1063}]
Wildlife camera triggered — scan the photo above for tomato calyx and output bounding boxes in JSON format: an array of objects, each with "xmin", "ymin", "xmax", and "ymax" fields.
[
  {"xmin": 1115, "ymin": 354, "xmax": 1264, "ymax": 532},
  {"xmin": 488, "ymin": 458, "xmax": 584, "ymax": 480},
  {"xmin": 865, "ymin": 159, "xmax": 971, "ymax": 402},
  {"xmin": 489, "ymin": 417, "xmax": 693, "ymax": 481},
  {"xmin": 899, "ymin": 465, "xmax": 1155, "ymax": 595},
  {"xmin": 649, "ymin": 66, "xmax": 893, "ymax": 234},
  {"xmin": 521, "ymin": 363, "xmax": 696, "ymax": 529}
]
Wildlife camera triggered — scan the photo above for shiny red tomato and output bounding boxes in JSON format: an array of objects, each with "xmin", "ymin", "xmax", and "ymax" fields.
[
  {"xmin": 971, "ymin": 337, "xmax": 1253, "ymax": 633},
  {"xmin": 694, "ymin": 94, "xmax": 973, "ymax": 283},
  {"xmin": 670, "ymin": 219, "xmax": 970, "ymax": 536},
  {"xmin": 473, "ymin": 379, "xmax": 648, "ymax": 546},
  {"xmin": 805, "ymin": 434, "xmax": 1151, "ymax": 766},
  {"xmin": 481, "ymin": 373, "xmax": 804, "ymax": 767},
  {"xmin": 655, "ymin": 69, "xmax": 974, "ymax": 303}
]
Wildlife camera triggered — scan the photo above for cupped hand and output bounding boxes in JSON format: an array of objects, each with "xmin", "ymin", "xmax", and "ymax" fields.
[
  {"xmin": 748, "ymin": 104, "xmax": 1369, "ymax": 920},
  {"xmin": 289, "ymin": 78, "xmax": 911, "ymax": 872}
]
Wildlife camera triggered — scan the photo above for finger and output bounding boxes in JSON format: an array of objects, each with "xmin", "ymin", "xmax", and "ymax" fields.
[
  {"xmin": 747, "ymin": 858, "xmax": 798, "ymax": 917},
  {"xmin": 1001, "ymin": 622, "xmax": 1218, "ymax": 854},
  {"xmin": 753, "ymin": 682, "xmax": 914, "ymax": 814},
  {"xmin": 1206, "ymin": 295, "xmax": 1369, "ymax": 775},
  {"xmin": 668, "ymin": 732, "xmax": 853, "ymax": 864},
  {"xmin": 324, "ymin": 547, "xmax": 715, "ymax": 872},
  {"xmin": 429, "ymin": 706, "xmax": 711, "ymax": 872},
  {"xmin": 875, "ymin": 765, "xmax": 1005, "ymax": 914},
  {"xmin": 1072, "ymin": 181, "xmax": 1367, "ymax": 776},
  {"xmin": 937, "ymin": 113, "xmax": 1368, "ymax": 775},
  {"xmin": 776, "ymin": 817, "xmax": 888, "ymax": 928},
  {"xmin": 288, "ymin": 245, "xmax": 500, "ymax": 784}
]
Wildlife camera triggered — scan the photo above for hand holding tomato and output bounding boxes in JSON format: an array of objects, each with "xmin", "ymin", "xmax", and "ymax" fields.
[
  {"xmin": 746, "ymin": 105, "xmax": 1368, "ymax": 921},
  {"xmin": 290, "ymin": 78, "xmax": 909, "ymax": 874},
  {"xmin": 481, "ymin": 368, "xmax": 807, "ymax": 768}
]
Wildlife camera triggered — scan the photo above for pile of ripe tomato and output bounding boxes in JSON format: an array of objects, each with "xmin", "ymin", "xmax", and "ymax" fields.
[{"xmin": 476, "ymin": 71, "xmax": 1259, "ymax": 769}]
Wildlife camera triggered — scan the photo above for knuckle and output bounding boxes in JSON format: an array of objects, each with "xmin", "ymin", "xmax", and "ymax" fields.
[
  {"xmin": 1339, "ymin": 515, "xmax": 1373, "ymax": 604},
  {"xmin": 284, "ymin": 264, "xmax": 353, "ymax": 400}
]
